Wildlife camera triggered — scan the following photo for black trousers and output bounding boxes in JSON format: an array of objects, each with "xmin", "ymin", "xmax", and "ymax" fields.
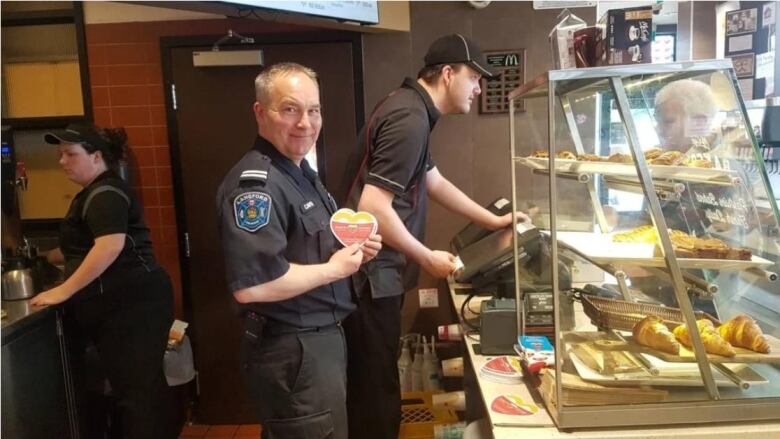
[
  {"xmin": 66, "ymin": 267, "xmax": 175, "ymax": 439},
  {"xmin": 344, "ymin": 288, "xmax": 403, "ymax": 439},
  {"xmin": 243, "ymin": 323, "xmax": 348, "ymax": 439}
]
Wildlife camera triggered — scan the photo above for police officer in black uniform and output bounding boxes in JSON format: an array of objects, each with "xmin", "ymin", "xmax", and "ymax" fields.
[
  {"xmin": 32, "ymin": 124, "xmax": 175, "ymax": 439},
  {"xmin": 216, "ymin": 62, "xmax": 381, "ymax": 439}
]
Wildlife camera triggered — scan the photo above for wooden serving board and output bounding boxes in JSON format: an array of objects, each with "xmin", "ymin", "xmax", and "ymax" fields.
[{"xmin": 595, "ymin": 333, "xmax": 780, "ymax": 364}]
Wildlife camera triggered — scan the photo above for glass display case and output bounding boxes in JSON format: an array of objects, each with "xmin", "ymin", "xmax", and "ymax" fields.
[{"xmin": 508, "ymin": 59, "xmax": 780, "ymax": 429}]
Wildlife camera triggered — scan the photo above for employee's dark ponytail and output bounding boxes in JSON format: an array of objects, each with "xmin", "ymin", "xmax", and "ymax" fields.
[{"xmin": 96, "ymin": 127, "xmax": 128, "ymax": 170}]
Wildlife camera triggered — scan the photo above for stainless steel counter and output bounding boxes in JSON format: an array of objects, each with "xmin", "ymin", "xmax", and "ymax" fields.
[{"xmin": 1, "ymin": 299, "xmax": 55, "ymax": 344}]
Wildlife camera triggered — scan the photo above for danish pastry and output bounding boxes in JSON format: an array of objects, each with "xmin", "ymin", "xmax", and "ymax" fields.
[
  {"xmin": 577, "ymin": 153, "xmax": 604, "ymax": 162},
  {"xmin": 685, "ymin": 158, "xmax": 714, "ymax": 168},
  {"xmin": 608, "ymin": 153, "xmax": 633, "ymax": 163},
  {"xmin": 556, "ymin": 151, "xmax": 577, "ymax": 160},
  {"xmin": 643, "ymin": 148, "xmax": 663, "ymax": 160}
]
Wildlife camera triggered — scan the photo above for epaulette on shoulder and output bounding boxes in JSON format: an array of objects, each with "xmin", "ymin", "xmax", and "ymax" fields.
[{"xmin": 239, "ymin": 155, "xmax": 271, "ymax": 184}]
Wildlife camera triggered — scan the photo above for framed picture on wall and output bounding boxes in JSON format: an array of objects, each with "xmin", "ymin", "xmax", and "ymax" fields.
[
  {"xmin": 728, "ymin": 53, "xmax": 756, "ymax": 78},
  {"xmin": 726, "ymin": 8, "xmax": 758, "ymax": 35}
]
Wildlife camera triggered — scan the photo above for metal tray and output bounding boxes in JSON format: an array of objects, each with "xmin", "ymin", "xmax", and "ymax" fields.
[
  {"xmin": 516, "ymin": 157, "xmax": 739, "ymax": 184},
  {"xmin": 552, "ymin": 231, "xmax": 774, "ymax": 271}
]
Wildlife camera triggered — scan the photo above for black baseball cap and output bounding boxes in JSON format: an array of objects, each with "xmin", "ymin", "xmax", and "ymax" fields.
[
  {"xmin": 44, "ymin": 124, "xmax": 110, "ymax": 151},
  {"xmin": 424, "ymin": 33, "xmax": 498, "ymax": 78}
]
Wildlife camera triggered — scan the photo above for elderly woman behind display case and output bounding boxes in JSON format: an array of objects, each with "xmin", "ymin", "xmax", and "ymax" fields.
[{"xmin": 654, "ymin": 79, "xmax": 719, "ymax": 154}]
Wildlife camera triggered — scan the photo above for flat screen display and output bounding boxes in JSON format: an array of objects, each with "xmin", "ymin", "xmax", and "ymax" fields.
[{"xmin": 226, "ymin": 1, "xmax": 379, "ymax": 24}]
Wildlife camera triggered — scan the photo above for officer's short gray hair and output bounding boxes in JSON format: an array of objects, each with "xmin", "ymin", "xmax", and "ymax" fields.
[
  {"xmin": 254, "ymin": 62, "xmax": 318, "ymax": 104},
  {"xmin": 655, "ymin": 79, "xmax": 717, "ymax": 119}
]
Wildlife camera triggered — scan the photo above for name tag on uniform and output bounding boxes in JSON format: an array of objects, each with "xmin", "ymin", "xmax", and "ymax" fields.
[{"xmin": 301, "ymin": 200, "xmax": 315, "ymax": 213}]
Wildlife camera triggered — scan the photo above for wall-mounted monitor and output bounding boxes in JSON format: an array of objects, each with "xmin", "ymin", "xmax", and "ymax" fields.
[{"xmin": 226, "ymin": 1, "xmax": 379, "ymax": 24}]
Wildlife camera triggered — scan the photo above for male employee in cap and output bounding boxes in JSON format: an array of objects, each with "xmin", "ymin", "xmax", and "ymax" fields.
[
  {"xmin": 342, "ymin": 34, "xmax": 530, "ymax": 439},
  {"xmin": 216, "ymin": 62, "xmax": 381, "ymax": 439}
]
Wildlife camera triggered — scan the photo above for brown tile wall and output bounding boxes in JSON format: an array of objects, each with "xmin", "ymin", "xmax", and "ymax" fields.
[{"xmin": 84, "ymin": 19, "xmax": 311, "ymax": 317}]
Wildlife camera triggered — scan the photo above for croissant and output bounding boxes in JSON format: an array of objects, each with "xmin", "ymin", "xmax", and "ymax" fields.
[
  {"xmin": 673, "ymin": 320, "xmax": 736, "ymax": 357},
  {"xmin": 718, "ymin": 315, "xmax": 771, "ymax": 354},
  {"xmin": 633, "ymin": 316, "xmax": 680, "ymax": 355}
]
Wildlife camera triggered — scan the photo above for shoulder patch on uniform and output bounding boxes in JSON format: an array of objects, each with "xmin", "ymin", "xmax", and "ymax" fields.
[
  {"xmin": 234, "ymin": 192, "xmax": 272, "ymax": 232},
  {"xmin": 240, "ymin": 170, "xmax": 268, "ymax": 182}
]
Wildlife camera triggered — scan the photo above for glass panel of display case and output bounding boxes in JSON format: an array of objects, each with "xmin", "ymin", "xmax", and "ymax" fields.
[{"xmin": 510, "ymin": 61, "xmax": 780, "ymax": 428}]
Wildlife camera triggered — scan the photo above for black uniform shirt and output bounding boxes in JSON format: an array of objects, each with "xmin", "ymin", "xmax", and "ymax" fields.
[
  {"xmin": 216, "ymin": 136, "xmax": 354, "ymax": 327},
  {"xmin": 60, "ymin": 169, "xmax": 158, "ymax": 293},
  {"xmin": 344, "ymin": 77, "xmax": 440, "ymax": 298}
]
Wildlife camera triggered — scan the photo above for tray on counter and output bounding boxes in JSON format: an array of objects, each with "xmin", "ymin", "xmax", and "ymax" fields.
[
  {"xmin": 568, "ymin": 348, "xmax": 767, "ymax": 388},
  {"xmin": 567, "ymin": 331, "xmax": 780, "ymax": 364},
  {"xmin": 516, "ymin": 157, "xmax": 739, "ymax": 184},
  {"xmin": 551, "ymin": 231, "xmax": 774, "ymax": 271}
]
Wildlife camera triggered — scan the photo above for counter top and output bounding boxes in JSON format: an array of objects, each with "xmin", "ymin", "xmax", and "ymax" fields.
[{"xmin": 1, "ymin": 299, "xmax": 56, "ymax": 344}]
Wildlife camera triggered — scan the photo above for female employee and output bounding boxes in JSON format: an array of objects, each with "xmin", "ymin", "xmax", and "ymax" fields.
[{"xmin": 31, "ymin": 124, "xmax": 175, "ymax": 439}]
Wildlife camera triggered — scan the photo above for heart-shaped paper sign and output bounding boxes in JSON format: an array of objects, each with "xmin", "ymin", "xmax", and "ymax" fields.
[
  {"xmin": 330, "ymin": 208, "xmax": 378, "ymax": 247},
  {"xmin": 490, "ymin": 395, "xmax": 538, "ymax": 416}
]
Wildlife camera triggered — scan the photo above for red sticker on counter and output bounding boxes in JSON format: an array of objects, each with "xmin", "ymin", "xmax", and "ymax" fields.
[
  {"xmin": 490, "ymin": 395, "xmax": 539, "ymax": 416},
  {"xmin": 330, "ymin": 208, "xmax": 378, "ymax": 247},
  {"xmin": 482, "ymin": 356, "xmax": 522, "ymax": 376}
]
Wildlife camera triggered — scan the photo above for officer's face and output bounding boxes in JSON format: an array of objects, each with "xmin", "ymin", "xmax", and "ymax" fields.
[
  {"xmin": 445, "ymin": 65, "xmax": 482, "ymax": 114},
  {"xmin": 254, "ymin": 72, "xmax": 322, "ymax": 165},
  {"xmin": 58, "ymin": 143, "xmax": 102, "ymax": 186}
]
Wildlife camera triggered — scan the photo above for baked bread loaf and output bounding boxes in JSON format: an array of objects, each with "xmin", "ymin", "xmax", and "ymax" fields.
[
  {"xmin": 530, "ymin": 150, "xmax": 549, "ymax": 158},
  {"xmin": 613, "ymin": 226, "xmax": 688, "ymax": 245},
  {"xmin": 646, "ymin": 232, "xmax": 752, "ymax": 260},
  {"xmin": 673, "ymin": 320, "xmax": 736, "ymax": 357},
  {"xmin": 613, "ymin": 225, "xmax": 657, "ymax": 243},
  {"xmin": 718, "ymin": 315, "xmax": 770, "ymax": 354},
  {"xmin": 633, "ymin": 316, "xmax": 680, "ymax": 355}
]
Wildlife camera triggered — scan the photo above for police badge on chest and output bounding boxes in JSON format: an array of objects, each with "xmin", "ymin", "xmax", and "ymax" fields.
[{"xmin": 234, "ymin": 192, "xmax": 272, "ymax": 232}]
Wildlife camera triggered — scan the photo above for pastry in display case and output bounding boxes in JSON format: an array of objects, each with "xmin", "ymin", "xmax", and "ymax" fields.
[{"xmin": 508, "ymin": 60, "xmax": 780, "ymax": 429}]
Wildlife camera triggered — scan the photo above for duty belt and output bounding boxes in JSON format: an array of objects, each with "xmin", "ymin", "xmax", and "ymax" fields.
[{"xmin": 247, "ymin": 311, "xmax": 341, "ymax": 337}]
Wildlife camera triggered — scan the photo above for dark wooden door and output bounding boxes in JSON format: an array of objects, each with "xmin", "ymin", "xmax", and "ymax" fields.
[{"xmin": 167, "ymin": 38, "xmax": 359, "ymax": 423}]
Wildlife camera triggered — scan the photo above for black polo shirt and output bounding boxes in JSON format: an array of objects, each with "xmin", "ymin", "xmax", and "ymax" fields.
[
  {"xmin": 344, "ymin": 77, "xmax": 441, "ymax": 298},
  {"xmin": 60, "ymin": 169, "xmax": 158, "ymax": 294},
  {"xmin": 216, "ymin": 136, "xmax": 354, "ymax": 327}
]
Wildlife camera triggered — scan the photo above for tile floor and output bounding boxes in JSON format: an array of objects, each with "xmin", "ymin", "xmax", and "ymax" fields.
[{"xmin": 179, "ymin": 423, "xmax": 262, "ymax": 439}]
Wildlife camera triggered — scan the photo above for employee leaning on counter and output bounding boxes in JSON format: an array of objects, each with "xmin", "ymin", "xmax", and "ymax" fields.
[
  {"xmin": 216, "ymin": 62, "xmax": 381, "ymax": 439},
  {"xmin": 341, "ymin": 34, "xmax": 531, "ymax": 439},
  {"xmin": 30, "ymin": 124, "xmax": 175, "ymax": 439}
]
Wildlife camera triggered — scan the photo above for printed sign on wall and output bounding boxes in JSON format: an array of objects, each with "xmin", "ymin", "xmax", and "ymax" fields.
[{"xmin": 480, "ymin": 49, "xmax": 526, "ymax": 115}]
